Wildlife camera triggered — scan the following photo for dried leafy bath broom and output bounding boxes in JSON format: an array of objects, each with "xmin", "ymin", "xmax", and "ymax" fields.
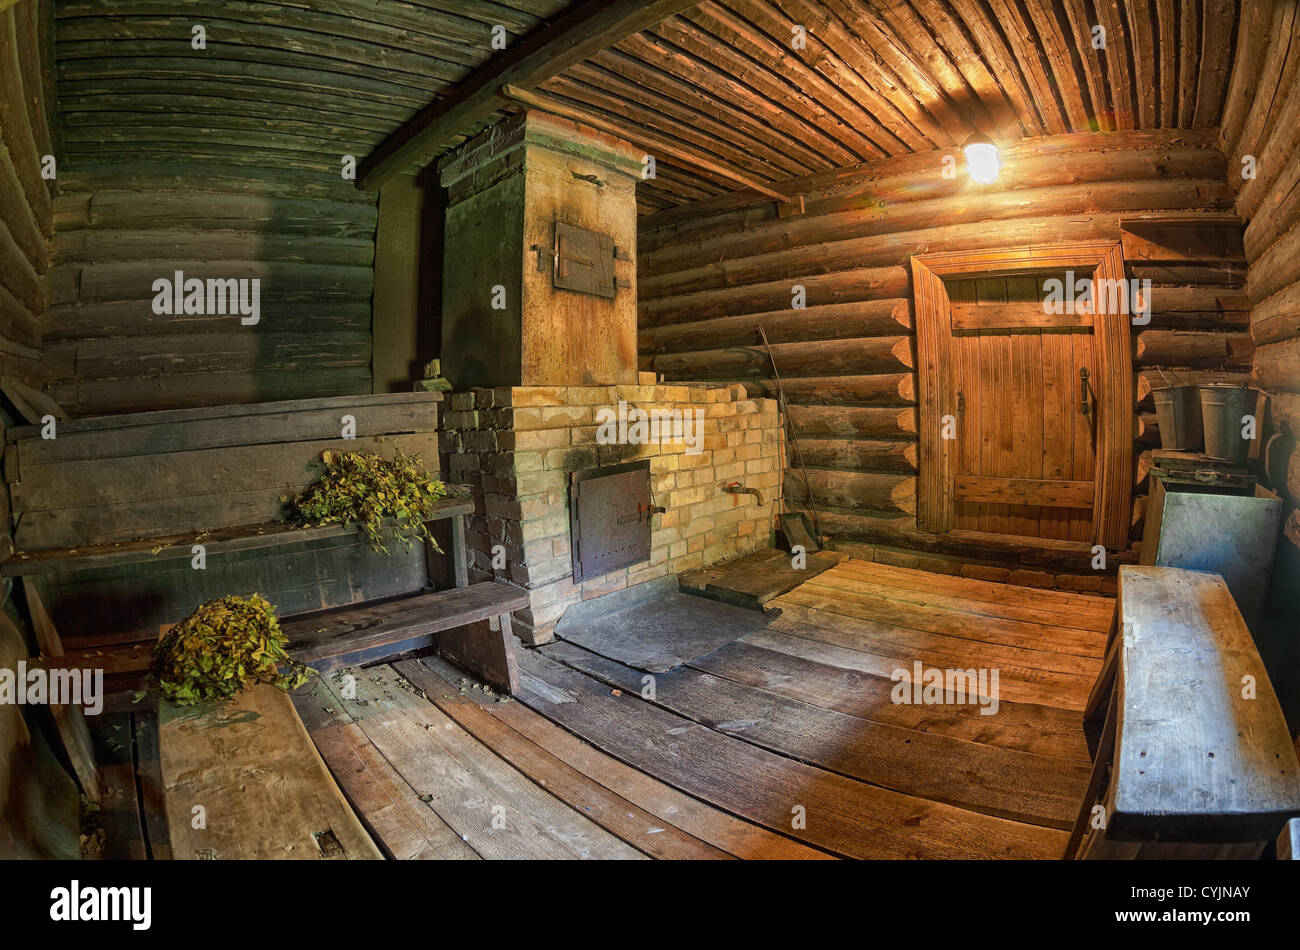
[
  {"xmin": 288, "ymin": 442, "xmax": 447, "ymax": 555},
  {"xmin": 155, "ymin": 594, "xmax": 308, "ymax": 706}
]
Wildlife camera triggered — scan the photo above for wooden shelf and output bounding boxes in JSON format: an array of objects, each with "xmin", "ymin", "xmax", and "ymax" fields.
[{"xmin": 2, "ymin": 496, "xmax": 474, "ymax": 577}]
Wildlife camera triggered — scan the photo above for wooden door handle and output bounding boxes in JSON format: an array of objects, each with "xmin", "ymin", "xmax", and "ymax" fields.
[{"xmin": 1079, "ymin": 367, "xmax": 1092, "ymax": 416}]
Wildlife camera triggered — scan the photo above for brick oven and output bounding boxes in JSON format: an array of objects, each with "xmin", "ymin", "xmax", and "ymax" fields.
[{"xmin": 436, "ymin": 110, "xmax": 782, "ymax": 644}]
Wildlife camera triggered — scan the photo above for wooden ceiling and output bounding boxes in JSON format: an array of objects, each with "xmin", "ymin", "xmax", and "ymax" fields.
[
  {"xmin": 55, "ymin": 1, "xmax": 1243, "ymax": 212},
  {"xmin": 53, "ymin": 0, "xmax": 569, "ymax": 174}
]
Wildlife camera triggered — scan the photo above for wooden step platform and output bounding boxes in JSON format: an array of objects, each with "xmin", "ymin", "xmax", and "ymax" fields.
[
  {"xmin": 282, "ymin": 581, "xmax": 529, "ymax": 692},
  {"xmin": 679, "ymin": 546, "xmax": 844, "ymax": 610}
]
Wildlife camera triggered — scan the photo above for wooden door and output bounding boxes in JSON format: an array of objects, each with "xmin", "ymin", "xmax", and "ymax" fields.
[
  {"xmin": 946, "ymin": 274, "xmax": 1096, "ymax": 542},
  {"xmin": 912, "ymin": 244, "xmax": 1132, "ymax": 550}
]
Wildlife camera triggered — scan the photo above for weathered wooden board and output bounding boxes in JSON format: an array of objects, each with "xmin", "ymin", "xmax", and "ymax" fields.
[
  {"xmin": 301, "ymin": 665, "xmax": 644, "ymax": 860},
  {"xmin": 159, "ymin": 684, "xmax": 382, "ymax": 860},
  {"xmin": 1107, "ymin": 566, "xmax": 1300, "ymax": 841}
]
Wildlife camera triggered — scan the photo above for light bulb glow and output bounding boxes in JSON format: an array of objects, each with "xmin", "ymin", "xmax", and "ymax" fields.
[{"xmin": 964, "ymin": 141, "xmax": 999, "ymax": 184}]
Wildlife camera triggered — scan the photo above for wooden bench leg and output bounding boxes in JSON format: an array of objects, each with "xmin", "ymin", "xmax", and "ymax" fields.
[
  {"xmin": 1065, "ymin": 688, "xmax": 1119, "ymax": 860},
  {"xmin": 436, "ymin": 613, "xmax": 521, "ymax": 697}
]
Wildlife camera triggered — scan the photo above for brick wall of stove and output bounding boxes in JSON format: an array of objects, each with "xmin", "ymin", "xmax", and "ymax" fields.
[{"xmin": 440, "ymin": 382, "xmax": 783, "ymax": 644}]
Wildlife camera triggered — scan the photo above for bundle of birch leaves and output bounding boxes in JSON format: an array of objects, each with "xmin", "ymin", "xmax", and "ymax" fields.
[
  {"xmin": 155, "ymin": 595, "xmax": 308, "ymax": 706},
  {"xmin": 289, "ymin": 443, "xmax": 447, "ymax": 555}
]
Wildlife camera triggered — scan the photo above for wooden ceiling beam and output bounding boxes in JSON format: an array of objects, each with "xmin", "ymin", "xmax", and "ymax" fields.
[
  {"xmin": 500, "ymin": 83, "xmax": 793, "ymax": 203},
  {"xmin": 356, "ymin": 0, "xmax": 699, "ymax": 189}
]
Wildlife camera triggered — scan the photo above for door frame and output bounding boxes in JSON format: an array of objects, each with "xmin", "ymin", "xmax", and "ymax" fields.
[{"xmin": 910, "ymin": 242, "xmax": 1132, "ymax": 549}]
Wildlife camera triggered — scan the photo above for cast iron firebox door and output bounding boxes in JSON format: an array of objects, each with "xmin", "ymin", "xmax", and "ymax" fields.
[{"xmin": 569, "ymin": 460, "xmax": 652, "ymax": 583}]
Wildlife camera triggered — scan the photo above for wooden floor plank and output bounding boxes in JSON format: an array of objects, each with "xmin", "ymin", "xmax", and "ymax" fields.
[
  {"xmin": 690, "ymin": 639, "xmax": 1090, "ymax": 760},
  {"xmin": 409, "ymin": 656, "xmax": 828, "ymax": 860},
  {"xmin": 308, "ymin": 666, "xmax": 645, "ymax": 861},
  {"xmin": 778, "ymin": 582, "xmax": 1106, "ymax": 658},
  {"xmin": 832, "ymin": 559, "xmax": 1115, "ymax": 632},
  {"xmin": 293, "ymin": 684, "xmax": 480, "ymax": 860},
  {"xmin": 764, "ymin": 606, "xmax": 1096, "ymax": 710},
  {"xmin": 393, "ymin": 658, "xmax": 735, "ymax": 860},
  {"xmin": 834, "ymin": 559, "xmax": 1115, "ymax": 620},
  {"xmin": 773, "ymin": 595, "xmax": 1099, "ymax": 676},
  {"xmin": 514, "ymin": 648, "xmax": 1068, "ymax": 859},
  {"xmin": 543, "ymin": 641, "xmax": 1089, "ymax": 830}
]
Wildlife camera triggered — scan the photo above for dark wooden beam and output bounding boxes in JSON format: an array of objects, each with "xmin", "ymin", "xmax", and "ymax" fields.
[{"xmin": 356, "ymin": 0, "xmax": 699, "ymax": 189}]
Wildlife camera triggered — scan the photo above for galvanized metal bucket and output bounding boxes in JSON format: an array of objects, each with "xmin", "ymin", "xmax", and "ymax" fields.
[
  {"xmin": 1199, "ymin": 384, "xmax": 1258, "ymax": 461},
  {"xmin": 1151, "ymin": 385, "xmax": 1203, "ymax": 450}
]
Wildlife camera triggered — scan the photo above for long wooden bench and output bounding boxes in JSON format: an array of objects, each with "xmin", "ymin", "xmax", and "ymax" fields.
[
  {"xmin": 6, "ymin": 392, "xmax": 526, "ymax": 699},
  {"xmin": 1068, "ymin": 565, "xmax": 1300, "ymax": 858}
]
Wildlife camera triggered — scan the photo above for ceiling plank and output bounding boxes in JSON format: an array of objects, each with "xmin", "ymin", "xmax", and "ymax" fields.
[
  {"xmin": 500, "ymin": 83, "xmax": 793, "ymax": 202},
  {"xmin": 356, "ymin": 0, "xmax": 700, "ymax": 189}
]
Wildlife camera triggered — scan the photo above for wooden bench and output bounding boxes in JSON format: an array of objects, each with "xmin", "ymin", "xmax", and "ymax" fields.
[
  {"xmin": 158, "ymin": 683, "xmax": 382, "ymax": 860},
  {"xmin": 1068, "ymin": 565, "xmax": 1300, "ymax": 858},
  {"xmin": 5, "ymin": 392, "xmax": 526, "ymax": 697}
]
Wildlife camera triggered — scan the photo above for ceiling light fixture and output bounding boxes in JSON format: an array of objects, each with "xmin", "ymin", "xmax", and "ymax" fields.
[{"xmin": 962, "ymin": 133, "xmax": 1000, "ymax": 184}]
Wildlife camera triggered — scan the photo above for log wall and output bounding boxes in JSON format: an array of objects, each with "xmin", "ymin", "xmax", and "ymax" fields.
[
  {"xmin": 1224, "ymin": 0, "xmax": 1300, "ymax": 720},
  {"xmin": 43, "ymin": 165, "xmax": 378, "ymax": 415},
  {"xmin": 638, "ymin": 129, "xmax": 1250, "ymax": 564},
  {"xmin": 0, "ymin": 0, "xmax": 55, "ymax": 387}
]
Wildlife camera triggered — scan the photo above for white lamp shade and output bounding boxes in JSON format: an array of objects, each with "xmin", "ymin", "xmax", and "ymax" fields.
[{"xmin": 964, "ymin": 141, "xmax": 999, "ymax": 184}]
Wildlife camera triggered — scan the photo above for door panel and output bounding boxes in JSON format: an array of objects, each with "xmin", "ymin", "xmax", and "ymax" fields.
[
  {"xmin": 948, "ymin": 273, "xmax": 1096, "ymax": 542},
  {"xmin": 911, "ymin": 243, "xmax": 1132, "ymax": 549}
]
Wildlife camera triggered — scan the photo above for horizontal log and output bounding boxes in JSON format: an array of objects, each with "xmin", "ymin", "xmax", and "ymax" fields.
[
  {"xmin": 1145, "ymin": 285, "xmax": 1251, "ymax": 313},
  {"xmin": 1119, "ymin": 221, "xmax": 1245, "ymax": 263},
  {"xmin": 0, "ymin": 281, "xmax": 41, "ymax": 349},
  {"xmin": 653, "ymin": 337, "xmax": 912, "ymax": 381},
  {"xmin": 785, "ymin": 468, "xmax": 916, "ymax": 514},
  {"xmin": 1248, "ymin": 219, "xmax": 1300, "ymax": 305},
  {"xmin": 48, "ymin": 261, "xmax": 374, "ymax": 305},
  {"xmin": 48, "ymin": 365, "xmax": 371, "ymax": 416},
  {"xmin": 1254, "ymin": 338, "xmax": 1300, "ymax": 395},
  {"xmin": 643, "ymin": 178, "xmax": 1236, "ymax": 279},
  {"xmin": 1126, "ymin": 262, "xmax": 1246, "ymax": 286},
  {"xmin": 53, "ymin": 191, "xmax": 376, "ymax": 237},
  {"xmin": 45, "ymin": 332, "xmax": 372, "ymax": 380},
  {"xmin": 639, "ymin": 267, "xmax": 911, "ymax": 327},
  {"xmin": 1250, "ymin": 281, "xmax": 1300, "ymax": 346},
  {"xmin": 46, "ymin": 298, "xmax": 370, "ymax": 341},
  {"xmin": 640, "ymin": 214, "xmax": 1141, "ymax": 300},
  {"xmin": 53, "ymin": 230, "xmax": 374, "ymax": 266},
  {"xmin": 638, "ymin": 299, "xmax": 910, "ymax": 354},
  {"xmin": 0, "ymin": 221, "xmax": 43, "ymax": 315},
  {"xmin": 56, "ymin": 163, "xmax": 377, "ymax": 204},
  {"xmin": 1244, "ymin": 150, "xmax": 1300, "ymax": 261},
  {"xmin": 787, "ymin": 404, "xmax": 917, "ymax": 438},
  {"xmin": 1137, "ymin": 412, "xmax": 1160, "ymax": 446},
  {"xmin": 0, "ymin": 137, "xmax": 45, "ymax": 267},
  {"xmin": 1134, "ymin": 330, "xmax": 1254, "ymax": 368},
  {"xmin": 724, "ymin": 373, "xmax": 915, "ymax": 406},
  {"xmin": 640, "ymin": 133, "xmax": 1226, "ymax": 251},
  {"xmin": 795, "ymin": 438, "xmax": 918, "ymax": 474}
]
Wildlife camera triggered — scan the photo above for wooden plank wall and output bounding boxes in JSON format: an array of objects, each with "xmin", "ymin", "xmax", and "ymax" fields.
[
  {"xmin": 1223, "ymin": 0, "xmax": 1300, "ymax": 722},
  {"xmin": 42, "ymin": 165, "xmax": 378, "ymax": 415},
  {"xmin": 0, "ymin": 0, "xmax": 55, "ymax": 387},
  {"xmin": 638, "ymin": 129, "xmax": 1251, "ymax": 560}
]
